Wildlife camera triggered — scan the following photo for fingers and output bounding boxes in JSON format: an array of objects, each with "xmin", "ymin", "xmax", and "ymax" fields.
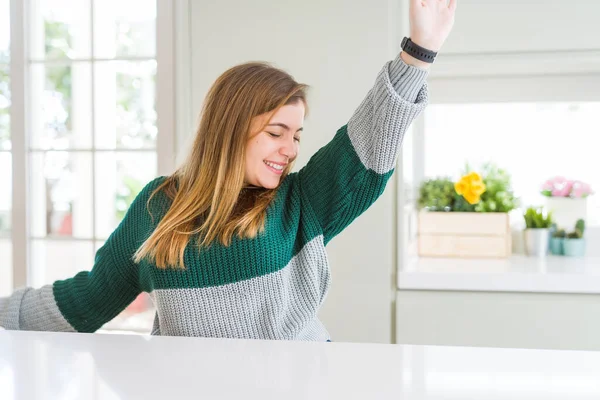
[{"xmin": 448, "ymin": 0, "xmax": 457, "ymax": 12}]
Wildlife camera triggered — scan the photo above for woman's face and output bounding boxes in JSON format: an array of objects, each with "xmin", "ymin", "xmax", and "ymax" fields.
[{"xmin": 245, "ymin": 102, "xmax": 305, "ymax": 189}]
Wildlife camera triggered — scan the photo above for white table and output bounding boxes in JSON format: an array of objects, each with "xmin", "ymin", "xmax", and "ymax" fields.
[{"xmin": 1, "ymin": 330, "xmax": 600, "ymax": 399}]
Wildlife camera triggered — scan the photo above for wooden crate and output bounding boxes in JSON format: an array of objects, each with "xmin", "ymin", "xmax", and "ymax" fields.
[{"xmin": 417, "ymin": 212, "xmax": 512, "ymax": 258}]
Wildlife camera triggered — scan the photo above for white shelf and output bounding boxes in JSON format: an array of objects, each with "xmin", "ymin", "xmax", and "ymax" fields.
[{"xmin": 398, "ymin": 254, "xmax": 600, "ymax": 294}]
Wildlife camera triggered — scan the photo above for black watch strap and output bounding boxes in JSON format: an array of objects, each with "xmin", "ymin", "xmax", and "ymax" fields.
[{"xmin": 401, "ymin": 37, "xmax": 437, "ymax": 63}]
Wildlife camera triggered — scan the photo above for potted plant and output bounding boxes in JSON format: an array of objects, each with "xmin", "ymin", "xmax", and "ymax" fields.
[
  {"xmin": 563, "ymin": 219, "xmax": 586, "ymax": 257},
  {"xmin": 416, "ymin": 164, "xmax": 516, "ymax": 258},
  {"xmin": 523, "ymin": 206, "xmax": 553, "ymax": 257},
  {"xmin": 549, "ymin": 228, "xmax": 566, "ymax": 255},
  {"xmin": 541, "ymin": 176, "xmax": 592, "ymax": 229}
]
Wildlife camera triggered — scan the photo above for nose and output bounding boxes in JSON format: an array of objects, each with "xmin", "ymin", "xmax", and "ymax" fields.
[{"xmin": 279, "ymin": 136, "xmax": 297, "ymax": 160}]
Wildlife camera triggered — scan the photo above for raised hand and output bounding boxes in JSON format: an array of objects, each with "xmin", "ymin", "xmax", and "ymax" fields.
[{"xmin": 410, "ymin": 0, "xmax": 457, "ymax": 52}]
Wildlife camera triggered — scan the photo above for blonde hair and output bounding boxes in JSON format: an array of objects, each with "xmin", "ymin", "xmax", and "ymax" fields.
[{"xmin": 134, "ymin": 62, "xmax": 308, "ymax": 269}]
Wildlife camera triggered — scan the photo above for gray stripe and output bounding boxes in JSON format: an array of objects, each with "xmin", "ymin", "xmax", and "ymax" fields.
[
  {"xmin": 152, "ymin": 235, "xmax": 331, "ymax": 341},
  {"xmin": 389, "ymin": 54, "xmax": 429, "ymax": 101},
  {"xmin": 0, "ymin": 291, "xmax": 19, "ymax": 330},
  {"xmin": 0, "ymin": 285, "xmax": 75, "ymax": 332},
  {"xmin": 347, "ymin": 54, "xmax": 429, "ymax": 174}
]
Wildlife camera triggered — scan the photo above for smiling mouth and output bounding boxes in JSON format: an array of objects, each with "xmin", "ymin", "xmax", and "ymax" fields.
[{"xmin": 264, "ymin": 160, "xmax": 285, "ymax": 174}]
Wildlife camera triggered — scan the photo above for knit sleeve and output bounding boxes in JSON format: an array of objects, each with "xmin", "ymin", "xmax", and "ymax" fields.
[
  {"xmin": 297, "ymin": 54, "xmax": 429, "ymax": 244},
  {"xmin": 0, "ymin": 177, "xmax": 166, "ymax": 332}
]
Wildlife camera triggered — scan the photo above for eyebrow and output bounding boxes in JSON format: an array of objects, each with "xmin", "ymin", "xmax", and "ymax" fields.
[{"xmin": 267, "ymin": 123, "xmax": 303, "ymax": 133}]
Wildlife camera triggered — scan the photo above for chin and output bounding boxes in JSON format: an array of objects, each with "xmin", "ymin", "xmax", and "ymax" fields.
[
  {"xmin": 259, "ymin": 178, "xmax": 281, "ymax": 190},
  {"xmin": 261, "ymin": 182, "xmax": 279, "ymax": 190}
]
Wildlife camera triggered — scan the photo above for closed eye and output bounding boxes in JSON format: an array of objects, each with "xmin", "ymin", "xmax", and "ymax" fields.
[{"xmin": 267, "ymin": 132, "xmax": 281, "ymax": 138}]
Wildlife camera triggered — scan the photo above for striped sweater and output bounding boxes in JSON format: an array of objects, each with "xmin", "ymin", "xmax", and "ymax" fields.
[{"xmin": 0, "ymin": 54, "xmax": 428, "ymax": 340}]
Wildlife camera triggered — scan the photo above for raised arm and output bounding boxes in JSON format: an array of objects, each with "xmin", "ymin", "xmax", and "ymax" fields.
[{"xmin": 297, "ymin": 0, "xmax": 456, "ymax": 244}]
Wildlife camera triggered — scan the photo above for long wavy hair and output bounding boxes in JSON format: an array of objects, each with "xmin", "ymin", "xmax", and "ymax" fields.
[{"xmin": 133, "ymin": 62, "xmax": 308, "ymax": 269}]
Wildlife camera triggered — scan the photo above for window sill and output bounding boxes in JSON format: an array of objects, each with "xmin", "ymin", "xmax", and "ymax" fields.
[{"xmin": 398, "ymin": 254, "xmax": 600, "ymax": 294}]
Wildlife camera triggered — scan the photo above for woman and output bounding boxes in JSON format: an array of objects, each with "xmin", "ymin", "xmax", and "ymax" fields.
[{"xmin": 0, "ymin": 0, "xmax": 456, "ymax": 340}]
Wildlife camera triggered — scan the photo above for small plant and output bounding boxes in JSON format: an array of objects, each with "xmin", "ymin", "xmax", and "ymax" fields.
[
  {"xmin": 567, "ymin": 219, "xmax": 585, "ymax": 239},
  {"xmin": 523, "ymin": 206, "xmax": 553, "ymax": 229},
  {"xmin": 418, "ymin": 178, "xmax": 455, "ymax": 211},
  {"xmin": 552, "ymin": 228, "xmax": 566, "ymax": 238}
]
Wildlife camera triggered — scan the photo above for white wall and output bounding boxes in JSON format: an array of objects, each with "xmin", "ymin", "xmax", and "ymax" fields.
[
  {"xmin": 429, "ymin": 0, "xmax": 600, "ymax": 80},
  {"xmin": 440, "ymin": 0, "xmax": 600, "ymax": 55},
  {"xmin": 178, "ymin": 0, "xmax": 407, "ymax": 343}
]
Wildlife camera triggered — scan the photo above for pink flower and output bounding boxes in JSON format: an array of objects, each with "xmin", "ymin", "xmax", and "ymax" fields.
[
  {"xmin": 571, "ymin": 181, "xmax": 593, "ymax": 198},
  {"xmin": 550, "ymin": 177, "xmax": 571, "ymax": 197},
  {"xmin": 552, "ymin": 187, "xmax": 570, "ymax": 197},
  {"xmin": 541, "ymin": 176, "xmax": 593, "ymax": 198},
  {"xmin": 541, "ymin": 180, "xmax": 554, "ymax": 192}
]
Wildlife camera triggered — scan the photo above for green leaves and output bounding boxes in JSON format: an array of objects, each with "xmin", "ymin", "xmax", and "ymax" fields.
[
  {"xmin": 475, "ymin": 163, "xmax": 518, "ymax": 213},
  {"xmin": 417, "ymin": 177, "xmax": 455, "ymax": 211},
  {"xmin": 524, "ymin": 206, "xmax": 553, "ymax": 229},
  {"xmin": 417, "ymin": 162, "xmax": 518, "ymax": 213}
]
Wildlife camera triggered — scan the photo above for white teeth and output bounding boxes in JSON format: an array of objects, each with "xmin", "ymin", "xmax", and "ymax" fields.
[{"xmin": 264, "ymin": 161, "xmax": 283, "ymax": 170}]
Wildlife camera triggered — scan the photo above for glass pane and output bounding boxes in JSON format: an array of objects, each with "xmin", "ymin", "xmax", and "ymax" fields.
[
  {"xmin": 30, "ymin": 240, "xmax": 94, "ymax": 288},
  {"xmin": 0, "ymin": 63, "xmax": 9, "ymax": 151},
  {"xmin": 30, "ymin": 152, "xmax": 94, "ymax": 238},
  {"xmin": 424, "ymin": 102, "xmax": 600, "ymax": 225},
  {"xmin": 29, "ymin": 0, "xmax": 92, "ymax": 60},
  {"xmin": 0, "ymin": 153, "xmax": 10, "ymax": 233},
  {"xmin": 0, "ymin": 0, "xmax": 9, "ymax": 58},
  {"xmin": 30, "ymin": 63, "xmax": 93, "ymax": 149},
  {"xmin": 94, "ymin": 61, "xmax": 157, "ymax": 149},
  {"xmin": 0, "ymin": 239, "xmax": 11, "ymax": 297},
  {"xmin": 95, "ymin": 152, "xmax": 156, "ymax": 239},
  {"xmin": 93, "ymin": 0, "xmax": 156, "ymax": 58}
]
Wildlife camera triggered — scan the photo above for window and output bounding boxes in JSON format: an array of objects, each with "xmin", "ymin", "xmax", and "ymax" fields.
[
  {"xmin": 423, "ymin": 102, "xmax": 600, "ymax": 226},
  {"xmin": 0, "ymin": 0, "xmax": 11, "ymax": 297},
  {"xmin": 4, "ymin": 0, "xmax": 173, "ymax": 333}
]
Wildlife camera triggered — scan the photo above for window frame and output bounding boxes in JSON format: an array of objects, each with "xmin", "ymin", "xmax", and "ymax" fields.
[{"xmin": 8, "ymin": 0, "xmax": 176, "ymax": 290}]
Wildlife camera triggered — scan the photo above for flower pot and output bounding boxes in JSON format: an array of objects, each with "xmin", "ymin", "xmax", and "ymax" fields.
[
  {"xmin": 549, "ymin": 237, "xmax": 564, "ymax": 255},
  {"xmin": 563, "ymin": 238, "xmax": 586, "ymax": 257},
  {"xmin": 545, "ymin": 197, "xmax": 587, "ymax": 230},
  {"xmin": 524, "ymin": 228, "xmax": 550, "ymax": 257},
  {"xmin": 418, "ymin": 212, "xmax": 511, "ymax": 258}
]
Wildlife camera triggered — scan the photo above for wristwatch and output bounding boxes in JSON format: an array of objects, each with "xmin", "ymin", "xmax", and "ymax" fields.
[{"xmin": 401, "ymin": 37, "xmax": 437, "ymax": 63}]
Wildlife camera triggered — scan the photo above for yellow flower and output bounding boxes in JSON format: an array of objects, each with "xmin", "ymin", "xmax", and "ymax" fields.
[{"xmin": 455, "ymin": 172, "xmax": 486, "ymax": 205}]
